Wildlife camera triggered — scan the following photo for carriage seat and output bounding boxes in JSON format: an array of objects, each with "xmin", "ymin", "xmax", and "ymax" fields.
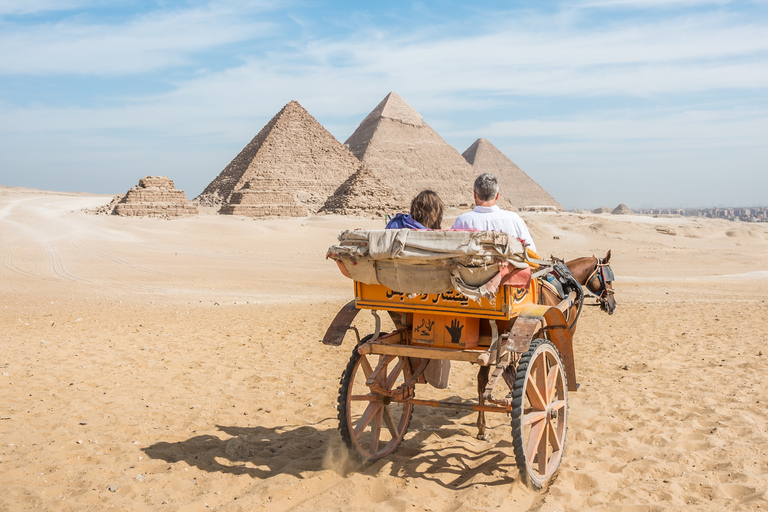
[{"xmin": 327, "ymin": 229, "xmax": 531, "ymax": 302}]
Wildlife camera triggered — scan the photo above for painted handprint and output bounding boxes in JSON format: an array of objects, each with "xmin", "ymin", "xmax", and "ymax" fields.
[{"xmin": 445, "ymin": 318, "xmax": 464, "ymax": 344}]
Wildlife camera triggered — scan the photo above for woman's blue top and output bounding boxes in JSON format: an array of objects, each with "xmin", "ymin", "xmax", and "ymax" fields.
[{"xmin": 385, "ymin": 213, "xmax": 428, "ymax": 230}]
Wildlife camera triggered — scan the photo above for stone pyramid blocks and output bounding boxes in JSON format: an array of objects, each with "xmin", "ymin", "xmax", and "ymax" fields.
[
  {"xmin": 344, "ymin": 92, "xmax": 477, "ymax": 208},
  {"xmin": 219, "ymin": 178, "xmax": 308, "ymax": 217},
  {"xmin": 114, "ymin": 176, "xmax": 197, "ymax": 217},
  {"xmin": 198, "ymin": 100, "xmax": 362, "ymax": 217},
  {"xmin": 321, "ymin": 167, "xmax": 405, "ymax": 216},
  {"xmin": 195, "ymin": 92, "xmax": 562, "ymax": 219}
]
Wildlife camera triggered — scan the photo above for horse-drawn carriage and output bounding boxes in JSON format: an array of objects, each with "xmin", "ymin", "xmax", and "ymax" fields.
[{"xmin": 323, "ymin": 229, "xmax": 615, "ymax": 489}]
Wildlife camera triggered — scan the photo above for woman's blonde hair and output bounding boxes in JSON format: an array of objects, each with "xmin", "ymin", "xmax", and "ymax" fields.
[{"xmin": 410, "ymin": 190, "xmax": 444, "ymax": 229}]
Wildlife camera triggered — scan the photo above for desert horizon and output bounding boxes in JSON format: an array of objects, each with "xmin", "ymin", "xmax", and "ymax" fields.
[{"xmin": 2, "ymin": 185, "xmax": 767, "ymax": 511}]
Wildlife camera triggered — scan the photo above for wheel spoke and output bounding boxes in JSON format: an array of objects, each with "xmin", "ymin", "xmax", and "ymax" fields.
[
  {"xmin": 525, "ymin": 416, "xmax": 546, "ymax": 464},
  {"xmin": 537, "ymin": 419, "xmax": 549, "ymax": 476},
  {"xmin": 548, "ymin": 417, "xmax": 562, "ymax": 453},
  {"xmin": 382, "ymin": 405, "xmax": 399, "ymax": 438},
  {"xmin": 551, "ymin": 399, "xmax": 566, "ymax": 412},
  {"xmin": 369, "ymin": 405, "xmax": 384, "ymax": 455},
  {"xmin": 523, "ymin": 410, "xmax": 547, "ymax": 426},
  {"xmin": 350, "ymin": 394, "xmax": 378, "ymax": 401},
  {"xmin": 385, "ymin": 358, "xmax": 405, "ymax": 389},
  {"xmin": 353, "ymin": 401, "xmax": 381, "ymax": 438},
  {"xmin": 546, "ymin": 365, "xmax": 561, "ymax": 403},
  {"xmin": 526, "ymin": 372, "xmax": 547, "ymax": 411},
  {"xmin": 534, "ymin": 354, "xmax": 547, "ymax": 404},
  {"xmin": 368, "ymin": 356, "xmax": 393, "ymax": 387},
  {"xmin": 360, "ymin": 356, "xmax": 374, "ymax": 380}
]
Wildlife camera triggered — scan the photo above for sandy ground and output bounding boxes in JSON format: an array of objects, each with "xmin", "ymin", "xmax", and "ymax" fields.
[{"xmin": 1, "ymin": 186, "xmax": 767, "ymax": 512}]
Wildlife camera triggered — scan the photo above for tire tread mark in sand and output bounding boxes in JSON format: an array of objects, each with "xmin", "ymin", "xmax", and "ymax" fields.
[
  {"xmin": 0, "ymin": 244, "xmax": 58, "ymax": 281},
  {"xmin": 72, "ymin": 240, "xmax": 176, "ymax": 278},
  {"xmin": 45, "ymin": 242, "xmax": 87, "ymax": 282}
]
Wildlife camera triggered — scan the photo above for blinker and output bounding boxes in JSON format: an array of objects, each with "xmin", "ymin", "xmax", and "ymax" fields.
[{"xmin": 601, "ymin": 265, "xmax": 615, "ymax": 283}]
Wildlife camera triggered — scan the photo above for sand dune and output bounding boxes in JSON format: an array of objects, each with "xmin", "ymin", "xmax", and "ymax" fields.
[{"xmin": 1, "ymin": 187, "xmax": 767, "ymax": 511}]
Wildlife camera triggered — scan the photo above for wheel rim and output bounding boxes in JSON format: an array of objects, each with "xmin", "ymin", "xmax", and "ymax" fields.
[
  {"xmin": 345, "ymin": 354, "xmax": 412, "ymax": 460},
  {"xmin": 520, "ymin": 343, "xmax": 567, "ymax": 483}
]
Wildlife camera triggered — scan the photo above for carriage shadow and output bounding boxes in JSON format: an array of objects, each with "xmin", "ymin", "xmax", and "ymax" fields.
[
  {"xmin": 386, "ymin": 405, "xmax": 520, "ymax": 489},
  {"xmin": 142, "ymin": 400, "xmax": 518, "ymax": 489},
  {"xmin": 142, "ymin": 421, "xmax": 338, "ymax": 480}
]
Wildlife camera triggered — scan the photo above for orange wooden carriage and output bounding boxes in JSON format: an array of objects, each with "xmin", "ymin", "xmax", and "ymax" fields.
[{"xmin": 323, "ymin": 229, "xmax": 579, "ymax": 489}]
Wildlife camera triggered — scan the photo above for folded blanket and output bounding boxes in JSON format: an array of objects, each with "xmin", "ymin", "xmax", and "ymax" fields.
[{"xmin": 327, "ymin": 229, "xmax": 531, "ymax": 301}]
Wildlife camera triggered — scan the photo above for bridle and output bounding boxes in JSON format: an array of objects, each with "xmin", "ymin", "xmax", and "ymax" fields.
[{"xmin": 584, "ymin": 257, "xmax": 615, "ymax": 308}]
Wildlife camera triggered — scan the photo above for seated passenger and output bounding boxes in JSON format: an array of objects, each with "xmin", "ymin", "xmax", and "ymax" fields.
[
  {"xmin": 385, "ymin": 190, "xmax": 444, "ymax": 230},
  {"xmin": 451, "ymin": 173, "xmax": 537, "ymax": 253},
  {"xmin": 385, "ymin": 189, "xmax": 451, "ymax": 388}
]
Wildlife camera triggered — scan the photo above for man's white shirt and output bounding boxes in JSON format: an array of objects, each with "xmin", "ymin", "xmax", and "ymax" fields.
[{"xmin": 451, "ymin": 205, "xmax": 537, "ymax": 253}]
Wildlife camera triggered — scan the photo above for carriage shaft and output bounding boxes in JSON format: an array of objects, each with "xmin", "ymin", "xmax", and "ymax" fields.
[{"xmin": 408, "ymin": 398, "xmax": 511, "ymax": 414}]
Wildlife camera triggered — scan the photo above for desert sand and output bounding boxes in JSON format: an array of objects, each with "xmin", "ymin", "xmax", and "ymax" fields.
[{"xmin": 1, "ymin": 186, "xmax": 767, "ymax": 511}]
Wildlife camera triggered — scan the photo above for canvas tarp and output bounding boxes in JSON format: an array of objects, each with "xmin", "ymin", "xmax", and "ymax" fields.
[{"xmin": 326, "ymin": 229, "xmax": 530, "ymax": 300}]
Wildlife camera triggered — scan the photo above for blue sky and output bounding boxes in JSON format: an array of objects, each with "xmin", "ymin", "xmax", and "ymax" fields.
[{"xmin": 1, "ymin": 0, "xmax": 766, "ymax": 209}]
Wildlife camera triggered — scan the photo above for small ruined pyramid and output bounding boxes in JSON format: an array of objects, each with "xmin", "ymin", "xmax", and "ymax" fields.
[
  {"xmin": 113, "ymin": 176, "xmax": 198, "ymax": 217},
  {"xmin": 197, "ymin": 100, "xmax": 363, "ymax": 216},
  {"xmin": 320, "ymin": 166, "xmax": 405, "ymax": 216},
  {"xmin": 612, "ymin": 203, "xmax": 633, "ymax": 215},
  {"xmin": 462, "ymin": 138, "xmax": 562, "ymax": 211},
  {"xmin": 344, "ymin": 92, "xmax": 477, "ymax": 208}
]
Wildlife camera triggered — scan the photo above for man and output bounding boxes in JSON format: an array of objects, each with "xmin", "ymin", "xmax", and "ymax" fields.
[{"xmin": 451, "ymin": 173, "xmax": 537, "ymax": 253}]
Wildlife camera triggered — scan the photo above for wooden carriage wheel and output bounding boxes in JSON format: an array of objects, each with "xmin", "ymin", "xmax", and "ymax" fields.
[
  {"xmin": 337, "ymin": 343, "xmax": 414, "ymax": 462},
  {"xmin": 511, "ymin": 339, "xmax": 568, "ymax": 489}
]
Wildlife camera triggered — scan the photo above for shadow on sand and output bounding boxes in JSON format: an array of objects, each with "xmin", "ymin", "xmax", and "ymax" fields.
[{"xmin": 143, "ymin": 398, "xmax": 519, "ymax": 490}]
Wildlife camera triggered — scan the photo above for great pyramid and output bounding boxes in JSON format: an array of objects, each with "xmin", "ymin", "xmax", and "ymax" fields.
[
  {"xmin": 344, "ymin": 92, "xmax": 477, "ymax": 208},
  {"xmin": 197, "ymin": 100, "xmax": 363, "ymax": 216},
  {"xmin": 320, "ymin": 166, "xmax": 405, "ymax": 216},
  {"xmin": 462, "ymin": 138, "xmax": 562, "ymax": 211},
  {"xmin": 113, "ymin": 176, "xmax": 198, "ymax": 217}
]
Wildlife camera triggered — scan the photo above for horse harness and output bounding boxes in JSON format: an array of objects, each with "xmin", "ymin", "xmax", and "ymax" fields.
[{"xmin": 584, "ymin": 257, "xmax": 615, "ymax": 304}]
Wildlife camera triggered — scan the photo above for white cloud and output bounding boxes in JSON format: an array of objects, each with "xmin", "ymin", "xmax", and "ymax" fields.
[
  {"xmin": 0, "ymin": 4, "xmax": 275, "ymax": 75},
  {"xmin": 0, "ymin": 0, "xmax": 96, "ymax": 16},
  {"xmin": 577, "ymin": 0, "xmax": 738, "ymax": 8}
]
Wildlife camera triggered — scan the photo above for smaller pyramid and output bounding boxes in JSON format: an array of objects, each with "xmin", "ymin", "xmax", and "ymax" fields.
[
  {"xmin": 320, "ymin": 167, "xmax": 405, "ymax": 216},
  {"xmin": 612, "ymin": 203, "xmax": 633, "ymax": 215},
  {"xmin": 462, "ymin": 138, "xmax": 562, "ymax": 210},
  {"xmin": 113, "ymin": 176, "xmax": 197, "ymax": 217},
  {"xmin": 592, "ymin": 206, "xmax": 612, "ymax": 214}
]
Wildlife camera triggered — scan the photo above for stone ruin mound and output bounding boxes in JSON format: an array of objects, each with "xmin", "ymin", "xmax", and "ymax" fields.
[
  {"xmin": 344, "ymin": 92, "xmax": 477, "ymax": 208},
  {"xmin": 82, "ymin": 195, "xmax": 122, "ymax": 215},
  {"xmin": 593, "ymin": 206, "xmax": 612, "ymax": 214},
  {"xmin": 320, "ymin": 166, "xmax": 405, "ymax": 217},
  {"xmin": 197, "ymin": 100, "xmax": 361, "ymax": 217},
  {"xmin": 113, "ymin": 176, "xmax": 198, "ymax": 217},
  {"xmin": 462, "ymin": 138, "xmax": 562, "ymax": 211},
  {"xmin": 611, "ymin": 203, "xmax": 634, "ymax": 215}
]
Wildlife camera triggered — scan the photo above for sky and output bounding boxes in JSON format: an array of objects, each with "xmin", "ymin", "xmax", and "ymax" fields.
[{"xmin": 0, "ymin": 0, "xmax": 766, "ymax": 210}]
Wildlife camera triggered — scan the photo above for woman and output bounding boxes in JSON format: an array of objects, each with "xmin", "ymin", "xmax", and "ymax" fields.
[
  {"xmin": 384, "ymin": 189, "xmax": 451, "ymax": 389},
  {"xmin": 385, "ymin": 190, "xmax": 444, "ymax": 230}
]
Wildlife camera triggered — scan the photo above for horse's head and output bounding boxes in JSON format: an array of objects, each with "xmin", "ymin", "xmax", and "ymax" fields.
[{"xmin": 587, "ymin": 250, "xmax": 616, "ymax": 315}]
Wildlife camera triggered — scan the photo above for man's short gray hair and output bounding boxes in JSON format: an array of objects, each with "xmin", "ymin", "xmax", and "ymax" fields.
[{"xmin": 474, "ymin": 173, "xmax": 499, "ymax": 201}]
